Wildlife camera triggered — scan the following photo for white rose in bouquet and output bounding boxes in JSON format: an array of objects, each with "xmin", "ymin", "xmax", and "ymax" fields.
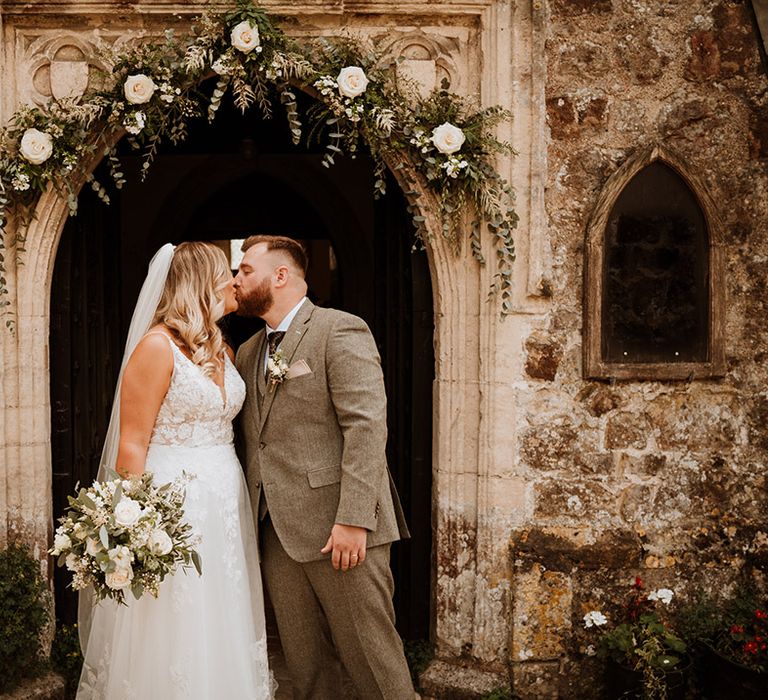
[
  {"xmin": 65, "ymin": 553, "xmax": 79, "ymax": 572},
  {"xmin": 431, "ymin": 122, "xmax": 466, "ymax": 155},
  {"xmin": 85, "ymin": 537, "xmax": 102, "ymax": 557},
  {"xmin": 148, "ymin": 529, "xmax": 173, "ymax": 556},
  {"xmin": 52, "ymin": 532, "xmax": 71, "ymax": 555},
  {"xmin": 105, "ymin": 566, "xmax": 134, "ymax": 591},
  {"xmin": 20, "ymin": 128, "xmax": 54, "ymax": 165},
  {"xmin": 230, "ymin": 20, "xmax": 261, "ymax": 54},
  {"xmin": 108, "ymin": 545, "xmax": 133, "ymax": 568},
  {"xmin": 72, "ymin": 522, "xmax": 88, "ymax": 540},
  {"xmin": 336, "ymin": 66, "xmax": 369, "ymax": 99},
  {"xmin": 114, "ymin": 497, "xmax": 143, "ymax": 527},
  {"xmin": 124, "ymin": 74, "xmax": 157, "ymax": 105}
]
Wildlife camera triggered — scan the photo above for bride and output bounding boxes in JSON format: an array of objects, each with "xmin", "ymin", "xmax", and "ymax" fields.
[{"xmin": 76, "ymin": 242, "xmax": 274, "ymax": 699}]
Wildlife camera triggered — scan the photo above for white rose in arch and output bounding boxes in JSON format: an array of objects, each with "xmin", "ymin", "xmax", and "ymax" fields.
[
  {"xmin": 19, "ymin": 128, "xmax": 54, "ymax": 165},
  {"xmin": 65, "ymin": 553, "xmax": 79, "ymax": 572},
  {"xmin": 124, "ymin": 74, "xmax": 157, "ymax": 105},
  {"xmin": 336, "ymin": 66, "xmax": 369, "ymax": 99},
  {"xmin": 114, "ymin": 497, "xmax": 143, "ymax": 527},
  {"xmin": 148, "ymin": 529, "xmax": 173, "ymax": 556},
  {"xmin": 105, "ymin": 566, "xmax": 134, "ymax": 591},
  {"xmin": 230, "ymin": 20, "xmax": 261, "ymax": 54},
  {"xmin": 431, "ymin": 122, "xmax": 466, "ymax": 155}
]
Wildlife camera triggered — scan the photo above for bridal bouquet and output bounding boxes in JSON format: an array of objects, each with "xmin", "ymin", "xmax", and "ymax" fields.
[{"xmin": 50, "ymin": 471, "xmax": 202, "ymax": 604}]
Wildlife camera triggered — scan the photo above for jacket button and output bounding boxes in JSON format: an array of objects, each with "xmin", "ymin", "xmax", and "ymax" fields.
[
  {"xmin": 255, "ymin": 481, "xmax": 261, "ymax": 489},
  {"xmin": 259, "ymin": 441, "xmax": 266, "ymax": 450}
]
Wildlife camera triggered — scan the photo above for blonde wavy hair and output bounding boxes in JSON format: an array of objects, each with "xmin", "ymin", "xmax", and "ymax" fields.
[{"xmin": 152, "ymin": 242, "xmax": 231, "ymax": 378}]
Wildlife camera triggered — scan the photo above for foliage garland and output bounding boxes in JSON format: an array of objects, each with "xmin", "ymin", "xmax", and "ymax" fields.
[{"xmin": 0, "ymin": 0, "xmax": 518, "ymax": 330}]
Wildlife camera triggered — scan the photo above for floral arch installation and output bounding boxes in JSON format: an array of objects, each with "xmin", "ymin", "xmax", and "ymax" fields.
[{"xmin": 0, "ymin": 0, "xmax": 518, "ymax": 331}]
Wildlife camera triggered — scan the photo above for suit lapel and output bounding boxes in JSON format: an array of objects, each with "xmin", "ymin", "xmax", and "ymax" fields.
[
  {"xmin": 257, "ymin": 299, "xmax": 315, "ymax": 435},
  {"xmin": 255, "ymin": 330, "xmax": 267, "ymax": 398}
]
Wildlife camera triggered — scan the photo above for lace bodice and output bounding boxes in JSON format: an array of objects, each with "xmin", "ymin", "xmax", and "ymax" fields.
[{"xmin": 149, "ymin": 335, "xmax": 245, "ymax": 447}]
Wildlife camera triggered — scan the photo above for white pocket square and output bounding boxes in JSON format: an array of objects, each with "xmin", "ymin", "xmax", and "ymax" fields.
[{"xmin": 286, "ymin": 359, "xmax": 312, "ymax": 379}]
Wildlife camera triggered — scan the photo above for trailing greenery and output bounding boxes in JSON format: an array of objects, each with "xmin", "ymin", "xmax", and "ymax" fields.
[
  {"xmin": 0, "ymin": 544, "xmax": 50, "ymax": 693},
  {"xmin": 403, "ymin": 638, "xmax": 434, "ymax": 689},
  {"xmin": 51, "ymin": 622, "xmax": 84, "ymax": 699},
  {"xmin": 0, "ymin": 0, "xmax": 517, "ymax": 331}
]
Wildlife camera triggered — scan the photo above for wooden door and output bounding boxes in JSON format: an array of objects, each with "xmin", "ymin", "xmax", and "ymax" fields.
[{"xmin": 50, "ymin": 184, "xmax": 123, "ymax": 624}]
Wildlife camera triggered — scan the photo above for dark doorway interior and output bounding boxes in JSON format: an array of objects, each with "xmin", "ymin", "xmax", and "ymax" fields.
[{"xmin": 50, "ymin": 91, "xmax": 434, "ymax": 643}]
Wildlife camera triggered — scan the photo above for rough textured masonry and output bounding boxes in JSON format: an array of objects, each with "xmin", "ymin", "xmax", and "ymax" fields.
[{"xmin": 0, "ymin": 1, "xmax": 766, "ymax": 699}]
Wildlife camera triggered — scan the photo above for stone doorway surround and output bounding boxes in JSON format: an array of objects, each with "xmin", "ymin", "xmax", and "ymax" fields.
[{"xmin": 0, "ymin": 0, "xmax": 551, "ymax": 691}]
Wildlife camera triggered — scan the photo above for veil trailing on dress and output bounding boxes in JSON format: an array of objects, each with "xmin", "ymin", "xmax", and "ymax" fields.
[{"xmin": 78, "ymin": 243, "xmax": 176, "ymax": 652}]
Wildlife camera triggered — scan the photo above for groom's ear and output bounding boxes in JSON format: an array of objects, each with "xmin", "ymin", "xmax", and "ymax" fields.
[{"xmin": 274, "ymin": 265, "xmax": 290, "ymax": 286}]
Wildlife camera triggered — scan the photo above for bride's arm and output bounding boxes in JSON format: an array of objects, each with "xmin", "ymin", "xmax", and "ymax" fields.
[{"xmin": 115, "ymin": 334, "xmax": 173, "ymax": 477}]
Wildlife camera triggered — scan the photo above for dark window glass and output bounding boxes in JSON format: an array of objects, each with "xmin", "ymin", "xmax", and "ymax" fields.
[{"xmin": 602, "ymin": 162, "xmax": 709, "ymax": 364}]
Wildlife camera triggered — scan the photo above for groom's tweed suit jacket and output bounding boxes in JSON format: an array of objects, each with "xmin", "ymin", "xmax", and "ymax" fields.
[{"xmin": 235, "ymin": 299, "xmax": 410, "ymax": 563}]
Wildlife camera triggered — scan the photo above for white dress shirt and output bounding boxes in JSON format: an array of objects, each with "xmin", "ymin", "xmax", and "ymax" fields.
[{"xmin": 264, "ymin": 297, "xmax": 307, "ymax": 371}]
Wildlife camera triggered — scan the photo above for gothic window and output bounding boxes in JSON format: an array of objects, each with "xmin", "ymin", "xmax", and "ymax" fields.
[{"xmin": 584, "ymin": 145, "xmax": 725, "ymax": 381}]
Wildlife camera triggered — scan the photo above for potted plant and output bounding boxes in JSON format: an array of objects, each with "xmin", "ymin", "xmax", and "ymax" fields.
[
  {"xmin": 676, "ymin": 586, "xmax": 767, "ymax": 699},
  {"xmin": 584, "ymin": 577, "xmax": 689, "ymax": 700}
]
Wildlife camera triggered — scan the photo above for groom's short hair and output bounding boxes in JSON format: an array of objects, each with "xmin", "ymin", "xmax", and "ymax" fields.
[{"xmin": 241, "ymin": 235, "xmax": 308, "ymax": 277}]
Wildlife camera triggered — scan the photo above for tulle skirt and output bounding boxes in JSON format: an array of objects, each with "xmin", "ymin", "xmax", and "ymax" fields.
[{"xmin": 77, "ymin": 443, "xmax": 274, "ymax": 700}]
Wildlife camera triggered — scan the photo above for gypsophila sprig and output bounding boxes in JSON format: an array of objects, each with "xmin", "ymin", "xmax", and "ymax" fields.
[
  {"xmin": 49, "ymin": 470, "xmax": 202, "ymax": 604},
  {"xmin": 0, "ymin": 0, "xmax": 518, "ymax": 329}
]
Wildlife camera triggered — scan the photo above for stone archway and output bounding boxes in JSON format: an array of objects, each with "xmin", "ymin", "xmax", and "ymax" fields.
[{"xmin": 2, "ymin": 1, "xmax": 549, "ymax": 692}]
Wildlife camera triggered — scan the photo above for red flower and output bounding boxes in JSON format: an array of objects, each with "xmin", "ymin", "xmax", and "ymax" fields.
[
  {"xmin": 744, "ymin": 641, "xmax": 759, "ymax": 655},
  {"xmin": 634, "ymin": 577, "xmax": 644, "ymax": 589},
  {"xmin": 730, "ymin": 625, "xmax": 745, "ymax": 634},
  {"xmin": 755, "ymin": 609, "xmax": 767, "ymax": 620}
]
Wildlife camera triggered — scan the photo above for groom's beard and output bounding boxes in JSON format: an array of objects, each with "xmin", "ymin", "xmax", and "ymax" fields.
[{"xmin": 236, "ymin": 277, "xmax": 273, "ymax": 318}]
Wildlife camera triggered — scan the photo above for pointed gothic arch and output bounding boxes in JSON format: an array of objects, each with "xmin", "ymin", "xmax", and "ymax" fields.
[{"xmin": 584, "ymin": 143, "xmax": 726, "ymax": 381}]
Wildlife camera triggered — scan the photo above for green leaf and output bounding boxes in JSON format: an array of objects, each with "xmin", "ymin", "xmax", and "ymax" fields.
[
  {"xmin": 99, "ymin": 525, "xmax": 109, "ymax": 550},
  {"xmin": 191, "ymin": 550, "xmax": 203, "ymax": 576}
]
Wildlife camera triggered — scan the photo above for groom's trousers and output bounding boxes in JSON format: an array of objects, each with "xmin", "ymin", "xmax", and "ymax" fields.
[{"xmin": 261, "ymin": 516, "xmax": 415, "ymax": 700}]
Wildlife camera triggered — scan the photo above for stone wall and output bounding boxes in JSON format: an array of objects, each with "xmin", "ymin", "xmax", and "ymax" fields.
[{"xmin": 503, "ymin": 1, "xmax": 768, "ymax": 696}]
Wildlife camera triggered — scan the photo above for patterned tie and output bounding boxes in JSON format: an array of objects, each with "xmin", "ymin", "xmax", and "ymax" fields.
[{"xmin": 267, "ymin": 331, "xmax": 285, "ymax": 357}]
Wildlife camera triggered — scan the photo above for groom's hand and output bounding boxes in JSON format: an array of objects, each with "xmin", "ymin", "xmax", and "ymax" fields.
[{"xmin": 321, "ymin": 524, "xmax": 367, "ymax": 571}]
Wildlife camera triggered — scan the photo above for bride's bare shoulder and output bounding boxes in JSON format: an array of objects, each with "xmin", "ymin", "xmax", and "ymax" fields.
[{"xmin": 129, "ymin": 326, "xmax": 174, "ymax": 366}]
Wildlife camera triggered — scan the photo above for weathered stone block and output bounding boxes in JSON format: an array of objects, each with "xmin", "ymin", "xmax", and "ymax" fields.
[
  {"xmin": 578, "ymin": 385, "xmax": 622, "ymax": 417},
  {"xmin": 511, "ymin": 563, "xmax": 572, "ymax": 661},
  {"xmin": 551, "ymin": 0, "xmax": 612, "ymax": 16},
  {"xmin": 685, "ymin": 30, "xmax": 720, "ymax": 81},
  {"xmin": 511, "ymin": 527, "xmax": 642, "ymax": 571},
  {"xmin": 419, "ymin": 660, "xmax": 509, "ymax": 700},
  {"xmin": 525, "ymin": 334, "xmax": 563, "ymax": 381},
  {"xmin": 648, "ymin": 393, "xmax": 740, "ymax": 451},
  {"xmin": 615, "ymin": 24, "xmax": 669, "ymax": 85},
  {"xmin": 511, "ymin": 660, "xmax": 561, "ymax": 699},
  {"xmin": 520, "ymin": 419, "xmax": 610, "ymax": 476},
  {"xmin": 605, "ymin": 411, "xmax": 649, "ymax": 450},
  {"xmin": 534, "ymin": 479, "xmax": 615, "ymax": 520},
  {"xmin": 554, "ymin": 42, "xmax": 610, "ymax": 78},
  {"xmin": 546, "ymin": 94, "xmax": 576, "ymax": 140},
  {"xmin": 712, "ymin": 1, "xmax": 757, "ymax": 78}
]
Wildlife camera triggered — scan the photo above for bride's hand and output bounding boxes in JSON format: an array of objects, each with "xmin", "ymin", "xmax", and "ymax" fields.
[{"xmin": 321, "ymin": 524, "xmax": 367, "ymax": 571}]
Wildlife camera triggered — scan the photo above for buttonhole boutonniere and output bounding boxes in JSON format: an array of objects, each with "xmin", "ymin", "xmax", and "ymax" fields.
[{"xmin": 267, "ymin": 349, "xmax": 289, "ymax": 389}]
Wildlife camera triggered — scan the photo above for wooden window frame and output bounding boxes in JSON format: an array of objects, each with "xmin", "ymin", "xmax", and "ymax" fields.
[{"xmin": 583, "ymin": 144, "xmax": 726, "ymax": 381}]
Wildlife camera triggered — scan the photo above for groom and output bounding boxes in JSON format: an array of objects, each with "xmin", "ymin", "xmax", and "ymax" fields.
[{"xmin": 233, "ymin": 235, "xmax": 415, "ymax": 699}]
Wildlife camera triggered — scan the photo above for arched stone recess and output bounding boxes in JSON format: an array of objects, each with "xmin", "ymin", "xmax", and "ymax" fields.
[{"xmin": 583, "ymin": 142, "xmax": 726, "ymax": 381}]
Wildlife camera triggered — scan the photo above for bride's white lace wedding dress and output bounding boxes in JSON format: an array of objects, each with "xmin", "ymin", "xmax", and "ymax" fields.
[{"xmin": 77, "ymin": 334, "xmax": 274, "ymax": 699}]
